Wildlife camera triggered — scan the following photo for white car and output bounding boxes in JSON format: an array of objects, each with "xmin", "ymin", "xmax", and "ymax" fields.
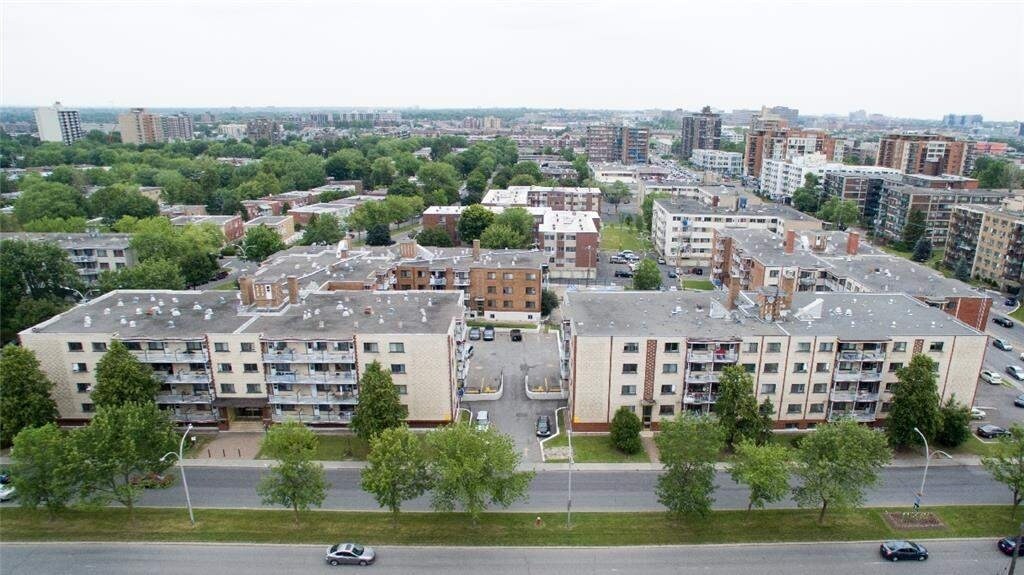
[
  {"xmin": 981, "ymin": 370, "xmax": 1004, "ymax": 385},
  {"xmin": 971, "ymin": 407, "xmax": 987, "ymax": 420},
  {"xmin": 0, "ymin": 484, "xmax": 15, "ymax": 502},
  {"xmin": 1008, "ymin": 365, "xmax": 1024, "ymax": 381}
]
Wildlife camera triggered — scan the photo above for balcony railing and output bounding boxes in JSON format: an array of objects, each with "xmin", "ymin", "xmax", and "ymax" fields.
[
  {"xmin": 156, "ymin": 393, "xmax": 214, "ymax": 405},
  {"xmin": 838, "ymin": 350, "xmax": 886, "ymax": 362},
  {"xmin": 269, "ymin": 391, "xmax": 359, "ymax": 405},
  {"xmin": 833, "ymin": 371, "xmax": 861, "ymax": 382},
  {"xmin": 130, "ymin": 349, "xmax": 209, "ymax": 363},
  {"xmin": 70, "ymin": 255, "xmax": 97, "ymax": 263},
  {"xmin": 827, "ymin": 409, "xmax": 877, "ymax": 422},
  {"xmin": 859, "ymin": 370, "xmax": 882, "ymax": 381},
  {"xmin": 156, "ymin": 372, "xmax": 211, "ymax": 384},
  {"xmin": 453, "ymin": 275, "xmax": 470, "ymax": 286},
  {"xmin": 271, "ymin": 412, "xmax": 353, "ymax": 424},
  {"xmin": 688, "ymin": 350, "xmax": 738, "ymax": 363},
  {"xmin": 685, "ymin": 372, "xmax": 720, "ymax": 384},
  {"xmin": 829, "ymin": 390, "xmax": 880, "ymax": 403},
  {"xmin": 262, "ymin": 349, "xmax": 355, "ymax": 363},
  {"xmin": 429, "ymin": 276, "xmax": 447, "ymax": 286},
  {"xmin": 168, "ymin": 410, "xmax": 219, "ymax": 423},
  {"xmin": 683, "ymin": 392, "xmax": 717, "ymax": 405},
  {"xmin": 267, "ymin": 371, "xmax": 356, "ymax": 384}
]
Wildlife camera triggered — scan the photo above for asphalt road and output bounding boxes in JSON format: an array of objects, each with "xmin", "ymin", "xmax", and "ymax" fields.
[
  {"xmin": 0, "ymin": 540, "xmax": 1012, "ymax": 575},
  {"xmin": 114, "ymin": 465, "xmax": 1008, "ymax": 512},
  {"xmin": 973, "ymin": 304, "xmax": 1024, "ymax": 430}
]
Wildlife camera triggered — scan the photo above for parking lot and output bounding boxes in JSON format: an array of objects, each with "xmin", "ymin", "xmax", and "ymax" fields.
[{"xmin": 461, "ymin": 329, "xmax": 565, "ymax": 462}]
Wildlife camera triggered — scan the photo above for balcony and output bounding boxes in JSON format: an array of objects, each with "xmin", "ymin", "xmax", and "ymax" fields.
[
  {"xmin": 262, "ymin": 349, "xmax": 355, "ymax": 363},
  {"xmin": 453, "ymin": 275, "xmax": 470, "ymax": 286},
  {"xmin": 269, "ymin": 391, "xmax": 359, "ymax": 405},
  {"xmin": 829, "ymin": 390, "xmax": 880, "ymax": 403},
  {"xmin": 827, "ymin": 409, "xmax": 877, "ymax": 423},
  {"xmin": 683, "ymin": 392, "xmax": 717, "ymax": 405},
  {"xmin": 833, "ymin": 371, "xmax": 861, "ymax": 382},
  {"xmin": 861, "ymin": 351, "xmax": 886, "ymax": 362},
  {"xmin": 859, "ymin": 370, "xmax": 882, "ymax": 382},
  {"xmin": 271, "ymin": 411, "xmax": 353, "ymax": 424},
  {"xmin": 429, "ymin": 276, "xmax": 447, "ymax": 287},
  {"xmin": 156, "ymin": 372, "xmax": 211, "ymax": 384},
  {"xmin": 838, "ymin": 350, "xmax": 886, "ymax": 362},
  {"xmin": 685, "ymin": 372, "xmax": 720, "ymax": 384},
  {"xmin": 267, "ymin": 371, "xmax": 356, "ymax": 384},
  {"xmin": 70, "ymin": 254, "xmax": 97, "ymax": 263},
  {"xmin": 168, "ymin": 410, "xmax": 219, "ymax": 423},
  {"xmin": 688, "ymin": 350, "xmax": 738, "ymax": 363},
  {"xmin": 799, "ymin": 277, "xmax": 816, "ymax": 286},
  {"xmin": 156, "ymin": 393, "xmax": 214, "ymax": 405},
  {"xmin": 131, "ymin": 348, "xmax": 209, "ymax": 363}
]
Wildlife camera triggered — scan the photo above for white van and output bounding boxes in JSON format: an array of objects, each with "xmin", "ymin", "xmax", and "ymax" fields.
[{"xmin": 475, "ymin": 410, "xmax": 489, "ymax": 431}]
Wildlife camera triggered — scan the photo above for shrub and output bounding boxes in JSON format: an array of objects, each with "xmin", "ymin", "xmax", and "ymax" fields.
[{"xmin": 610, "ymin": 406, "xmax": 643, "ymax": 454}]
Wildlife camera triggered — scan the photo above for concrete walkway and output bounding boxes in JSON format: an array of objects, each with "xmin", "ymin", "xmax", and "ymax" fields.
[{"xmin": 192, "ymin": 432, "xmax": 264, "ymax": 460}]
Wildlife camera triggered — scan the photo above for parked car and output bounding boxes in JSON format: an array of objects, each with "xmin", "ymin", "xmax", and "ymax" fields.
[
  {"xmin": 994, "ymin": 338, "xmax": 1014, "ymax": 351},
  {"xmin": 657, "ymin": 257, "xmax": 666, "ymax": 265},
  {"xmin": 879, "ymin": 540, "xmax": 928, "ymax": 561},
  {"xmin": 609, "ymin": 256, "xmax": 626, "ymax": 264},
  {"xmin": 510, "ymin": 329, "xmax": 523, "ymax": 342},
  {"xmin": 691, "ymin": 267, "xmax": 704, "ymax": 275},
  {"xmin": 998, "ymin": 536, "xmax": 1021, "ymax": 556},
  {"xmin": 1007, "ymin": 298, "xmax": 1019, "ymax": 307},
  {"xmin": 978, "ymin": 424, "xmax": 1010, "ymax": 439},
  {"xmin": 981, "ymin": 370, "xmax": 1003, "ymax": 385},
  {"xmin": 536, "ymin": 415, "xmax": 552, "ymax": 437},
  {"xmin": 325, "ymin": 543, "xmax": 375, "ymax": 566},
  {"xmin": 1016, "ymin": 393, "xmax": 1024, "ymax": 408},
  {"xmin": 214, "ymin": 269, "xmax": 230, "ymax": 281},
  {"xmin": 1008, "ymin": 365, "xmax": 1024, "ymax": 381},
  {"xmin": 668, "ymin": 270, "xmax": 678, "ymax": 279},
  {"xmin": 0, "ymin": 471, "xmax": 9, "ymax": 485},
  {"xmin": 971, "ymin": 407, "xmax": 987, "ymax": 420},
  {"xmin": 614, "ymin": 269, "xmax": 634, "ymax": 278},
  {"xmin": 475, "ymin": 410, "xmax": 490, "ymax": 431},
  {"xmin": 468, "ymin": 327, "xmax": 482, "ymax": 341},
  {"xmin": 482, "ymin": 326, "xmax": 495, "ymax": 341},
  {"xmin": 994, "ymin": 317, "xmax": 1015, "ymax": 328},
  {"xmin": 0, "ymin": 484, "xmax": 15, "ymax": 502}
]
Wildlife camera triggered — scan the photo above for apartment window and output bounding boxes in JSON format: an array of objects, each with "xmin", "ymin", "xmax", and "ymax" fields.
[
  {"xmin": 241, "ymin": 342, "xmax": 255, "ymax": 352},
  {"xmin": 660, "ymin": 384, "xmax": 676, "ymax": 395},
  {"xmin": 664, "ymin": 342, "xmax": 680, "ymax": 353},
  {"xmin": 363, "ymin": 342, "xmax": 379, "ymax": 353},
  {"xmin": 148, "ymin": 342, "xmax": 165, "ymax": 350},
  {"xmin": 621, "ymin": 385, "xmax": 637, "ymax": 396},
  {"xmin": 76, "ymin": 383, "xmax": 90, "ymax": 393},
  {"xmin": 812, "ymin": 383, "xmax": 827, "ymax": 394},
  {"xmin": 395, "ymin": 385, "xmax": 408, "ymax": 395},
  {"xmin": 746, "ymin": 342, "xmax": 759, "ymax": 353},
  {"xmin": 390, "ymin": 364, "xmax": 406, "ymax": 375},
  {"xmin": 929, "ymin": 342, "xmax": 944, "ymax": 352},
  {"xmin": 819, "ymin": 342, "xmax": 834, "ymax": 352},
  {"xmin": 769, "ymin": 270, "xmax": 780, "ymax": 278},
  {"xmin": 125, "ymin": 342, "xmax": 142, "ymax": 351},
  {"xmin": 622, "ymin": 363, "xmax": 638, "ymax": 374},
  {"xmin": 525, "ymin": 287, "xmax": 537, "ymax": 295},
  {"xmin": 809, "ymin": 403, "xmax": 824, "ymax": 414},
  {"xmin": 760, "ymin": 384, "xmax": 777, "ymax": 394},
  {"xmin": 623, "ymin": 342, "xmax": 639, "ymax": 353},
  {"xmin": 881, "ymin": 402, "xmax": 892, "ymax": 413},
  {"xmin": 246, "ymin": 384, "xmax": 261, "ymax": 394},
  {"xmin": 487, "ymin": 286, "xmax": 497, "ymax": 294},
  {"xmin": 888, "ymin": 362, "xmax": 903, "ymax": 373},
  {"xmin": 218, "ymin": 363, "xmax": 232, "ymax": 373},
  {"xmin": 526, "ymin": 273, "xmax": 537, "ymax": 280},
  {"xmin": 767, "ymin": 342, "xmax": 782, "ymax": 353},
  {"xmin": 763, "ymin": 363, "xmax": 779, "ymax": 374},
  {"xmin": 214, "ymin": 342, "xmax": 229, "ymax": 352},
  {"xmin": 503, "ymin": 273, "xmax": 514, "ymax": 280},
  {"xmin": 67, "ymin": 342, "xmax": 83, "ymax": 352},
  {"xmin": 526, "ymin": 301, "xmax": 536, "ymax": 309},
  {"xmin": 389, "ymin": 342, "xmax": 405, "ymax": 353},
  {"xmin": 816, "ymin": 362, "xmax": 832, "ymax": 373},
  {"xmin": 487, "ymin": 272, "xmax": 496, "ymax": 279},
  {"xmin": 663, "ymin": 363, "xmax": 678, "ymax": 374},
  {"xmin": 659, "ymin": 405, "xmax": 675, "ymax": 416},
  {"xmin": 742, "ymin": 363, "xmax": 756, "ymax": 373},
  {"xmin": 220, "ymin": 384, "xmax": 236, "ymax": 394},
  {"xmin": 503, "ymin": 300, "xmax": 513, "ymax": 308},
  {"xmin": 244, "ymin": 363, "xmax": 259, "ymax": 373},
  {"xmin": 502, "ymin": 287, "xmax": 514, "ymax": 295},
  {"xmin": 787, "ymin": 404, "xmax": 802, "ymax": 414},
  {"xmin": 790, "ymin": 384, "xmax": 806, "ymax": 394},
  {"xmin": 621, "ymin": 405, "xmax": 636, "ymax": 413},
  {"xmin": 81, "ymin": 403, "xmax": 95, "ymax": 413},
  {"xmin": 893, "ymin": 342, "xmax": 907, "ymax": 353},
  {"xmin": 72, "ymin": 363, "xmax": 87, "ymax": 373},
  {"xmin": 91, "ymin": 342, "xmax": 107, "ymax": 353},
  {"xmin": 114, "ymin": 249, "xmax": 124, "ymax": 257},
  {"xmin": 796, "ymin": 342, "xmax": 811, "ymax": 353},
  {"xmin": 792, "ymin": 363, "xmax": 807, "ymax": 374}
]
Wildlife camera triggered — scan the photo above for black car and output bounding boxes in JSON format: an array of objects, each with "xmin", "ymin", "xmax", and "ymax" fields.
[
  {"xmin": 510, "ymin": 329, "xmax": 523, "ymax": 342},
  {"xmin": 1016, "ymin": 393, "xmax": 1024, "ymax": 408},
  {"xmin": 536, "ymin": 415, "xmax": 552, "ymax": 437},
  {"xmin": 999, "ymin": 536, "xmax": 1022, "ymax": 556},
  {"xmin": 994, "ymin": 317, "xmax": 1015, "ymax": 328},
  {"xmin": 879, "ymin": 540, "xmax": 928, "ymax": 561},
  {"xmin": 1007, "ymin": 298, "xmax": 1019, "ymax": 307},
  {"xmin": 614, "ymin": 269, "xmax": 634, "ymax": 278},
  {"xmin": 978, "ymin": 424, "xmax": 1010, "ymax": 438},
  {"xmin": 668, "ymin": 270, "xmax": 678, "ymax": 279}
]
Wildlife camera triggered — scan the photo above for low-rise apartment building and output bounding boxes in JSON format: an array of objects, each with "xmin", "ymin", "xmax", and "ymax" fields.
[
  {"xmin": 560, "ymin": 290, "xmax": 986, "ymax": 431},
  {"xmin": 19, "ymin": 289, "xmax": 466, "ymax": 429},
  {"xmin": 875, "ymin": 183, "xmax": 1012, "ymax": 243},
  {"xmin": 244, "ymin": 215, "xmax": 296, "ymax": 240},
  {"xmin": 241, "ymin": 191, "xmax": 320, "ymax": 220},
  {"xmin": 480, "ymin": 186, "xmax": 602, "ymax": 213},
  {"xmin": 944, "ymin": 204, "xmax": 1024, "ymax": 292},
  {"xmin": 759, "ymin": 153, "xmax": 901, "ymax": 201},
  {"xmin": 0, "ymin": 232, "xmax": 136, "ymax": 284},
  {"xmin": 169, "ymin": 214, "xmax": 245, "ymax": 242},
  {"xmin": 689, "ymin": 149, "xmax": 743, "ymax": 175}
]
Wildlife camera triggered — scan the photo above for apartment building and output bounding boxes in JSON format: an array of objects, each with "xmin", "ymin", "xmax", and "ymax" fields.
[
  {"xmin": 241, "ymin": 191, "xmax": 320, "ymax": 220},
  {"xmin": 245, "ymin": 119, "xmax": 282, "ymax": 144},
  {"xmin": 218, "ymin": 124, "xmax": 247, "ymax": 139},
  {"xmin": 160, "ymin": 205, "xmax": 208, "ymax": 218},
  {"xmin": 1, "ymin": 232, "xmax": 136, "ymax": 284},
  {"xmin": 711, "ymin": 228, "xmax": 993, "ymax": 330},
  {"xmin": 538, "ymin": 211, "xmax": 599, "ymax": 279},
  {"xmin": 689, "ymin": 149, "xmax": 742, "ymax": 176},
  {"xmin": 742, "ymin": 111, "xmax": 841, "ymax": 178},
  {"xmin": 118, "ymin": 109, "xmax": 164, "ymax": 145},
  {"xmin": 759, "ymin": 153, "xmax": 901, "ymax": 201},
  {"xmin": 650, "ymin": 198, "xmax": 821, "ymax": 268},
  {"xmin": 822, "ymin": 173, "xmax": 901, "ymax": 221},
  {"xmin": 169, "ymin": 215, "xmax": 245, "ymax": 242},
  {"xmin": 559, "ymin": 289, "xmax": 986, "ymax": 430},
  {"xmin": 19, "ymin": 289, "xmax": 466, "ymax": 429},
  {"xmin": 244, "ymin": 215, "xmax": 295, "ymax": 240},
  {"xmin": 34, "ymin": 102, "xmax": 85, "ymax": 145},
  {"xmin": 875, "ymin": 183, "xmax": 1011, "ymax": 243},
  {"xmin": 161, "ymin": 114, "xmax": 194, "ymax": 142},
  {"xmin": 680, "ymin": 106, "xmax": 722, "ymax": 159},
  {"xmin": 585, "ymin": 125, "xmax": 650, "ymax": 164},
  {"xmin": 480, "ymin": 185, "xmax": 602, "ymax": 213},
  {"xmin": 944, "ymin": 204, "xmax": 1024, "ymax": 291},
  {"xmin": 875, "ymin": 133, "xmax": 973, "ymax": 176}
]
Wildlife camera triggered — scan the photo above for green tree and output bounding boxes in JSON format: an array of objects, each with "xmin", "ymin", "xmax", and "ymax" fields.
[
  {"xmin": 257, "ymin": 421, "xmax": 329, "ymax": 524},
  {"xmin": 10, "ymin": 423, "xmax": 79, "ymax": 518},
  {"xmin": 92, "ymin": 341, "xmax": 161, "ymax": 408},
  {"xmin": 816, "ymin": 197, "xmax": 859, "ymax": 229},
  {"xmin": 955, "ymin": 258, "xmax": 972, "ymax": 282},
  {"xmin": 655, "ymin": 414, "xmax": 724, "ymax": 518},
  {"xmin": 416, "ymin": 226, "xmax": 454, "ymax": 247},
  {"xmin": 365, "ymin": 223, "xmax": 393, "ymax": 246},
  {"xmin": 983, "ymin": 424, "xmax": 1024, "ymax": 518},
  {"xmin": 479, "ymin": 223, "xmax": 528, "ymax": 249},
  {"xmin": 97, "ymin": 258, "xmax": 185, "ymax": 292},
  {"xmin": 900, "ymin": 209, "xmax": 927, "ymax": 250},
  {"xmin": 417, "ymin": 162, "xmax": 461, "ymax": 204},
  {"xmin": 911, "ymin": 237, "xmax": 933, "ymax": 262},
  {"xmin": 300, "ymin": 213, "xmax": 344, "ymax": 246},
  {"xmin": 600, "ymin": 181, "xmax": 631, "ymax": 212},
  {"xmin": 178, "ymin": 250, "xmax": 220, "ymax": 288},
  {"xmin": 935, "ymin": 395, "xmax": 971, "ymax": 448},
  {"xmin": 729, "ymin": 440, "xmax": 790, "ymax": 511},
  {"xmin": 791, "ymin": 187, "xmax": 820, "ymax": 213},
  {"xmin": 465, "ymin": 169, "xmax": 489, "ymax": 195},
  {"xmin": 610, "ymin": 406, "xmax": 643, "ymax": 454},
  {"xmin": 14, "ymin": 181, "xmax": 88, "ymax": 223},
  {"xmin": 361, "ymin": 426, "xmax": 430, "ymax": 522},
  {"xmin": 241, "ymin": 225, "xmax": 286, "ymax": 262},
  {"xmin": 0, "ymin": 239, "xmax": 82, "ymax": 343},
  {"xmin": 511, "ymin": 161, "xmax": 542, "ymax": 181},
  {"xmin": 426, "ymin": 423, "xmax": 534, "ymax": 524},
  {"xmin": 370, "ymin": 157, "xmax": 396, "ymax": 188},
  {"xmin": 713, "ymin": 365, "xmax": 763, "ymax": 447},
  {"xmin": 88, "ymin": 184, "xmax": 159, "ymax": 223},
  {"xmin": 887, "ymin": 354, "xmax": 940, "ymax": 448},
  {"xmin": 22, "ymin": 216, "xmax": 89, "ymax": 232},
  {"xmin": 492, "ymin": 207, "xmax": 535, "ymax": 240},
  {"xmin": 641, "ymin": 193, "xmax": 667, "ymax": 231},
  {"xmin": 792, "ymin": 418, "xmax": 891, "ymax": 523},
  {"xmin": 350, "ymin": 361, "xmax": 406, "ymax": 441},
  {"xmin": 508, "ymin": 174, "xmax": 537, "ymax": 186},
  {"xmin": 0, "ymin": 345, "xmax": 58, "ymax": 447},
  {"xmin": 541, "ymin": 289, "xmax": 559, "ymax": 317},
  {"xmin": 632, "ymin": 259, "xmax": 662, "ymax": 290},
  {"xmin": 75, "ymin": 402, "xmax": 177, "ymax": 523},
  {"xmin": 457, "ymin": 204, "xmax": 495, "ymax": 243}
]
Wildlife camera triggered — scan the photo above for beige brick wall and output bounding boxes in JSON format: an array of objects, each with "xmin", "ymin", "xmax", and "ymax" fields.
[
  {"xmin": 208, "ymin": 333, "xmax": 266, "ymax": 397},
  {"xmin": 356, "ymin": 332, "xmax": 454, "ymax": 423}
]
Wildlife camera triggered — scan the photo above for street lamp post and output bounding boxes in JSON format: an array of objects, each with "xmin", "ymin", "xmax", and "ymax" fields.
[
  {"xmin": 913, "ymin": 427, "xmax": 929, "ymax": 510},
  {"xmin": 566, "ymin": 411, "xmax": 574, "ymax": 529},
  {"xmin": 161, "ymin": 423, "xmax": 196, "ymax": 526}
]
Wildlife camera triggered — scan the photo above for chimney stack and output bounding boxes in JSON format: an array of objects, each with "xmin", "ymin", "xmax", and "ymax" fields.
[
  {"xmin": 399, "ymin": 239, "xmax": 418, "ymax": 259},
  {"xmin": 472, "ymin": 239, "xmax": 480, "ymax": 261},
  {"xmin": 287, "ymin": 276, "xmax": 299, "ymax": 304},
  {"xmin": 846, "ymin": 231, "xmax": 860, "ymax": 255},
  {"xmin": 337, "ymin": 238, "xmax": 349, "ymax": 259},
  {"xmin": 238, "ymin": 276, "xmax": 254, "ymax": 306},
  {"xmin": 784, "ymin": 230, "xmax": 796, "ymax": 254}
]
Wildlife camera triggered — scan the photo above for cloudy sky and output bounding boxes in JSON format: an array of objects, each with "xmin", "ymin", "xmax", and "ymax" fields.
[{"xmin": 2, "ymin": 0, "xmax": 1022, "ymax": 119}]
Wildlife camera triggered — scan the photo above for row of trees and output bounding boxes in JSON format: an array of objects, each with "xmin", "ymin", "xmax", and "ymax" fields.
[{"xmin": 454, "ymin": 205, "xmax": 536, "ymax": 249}]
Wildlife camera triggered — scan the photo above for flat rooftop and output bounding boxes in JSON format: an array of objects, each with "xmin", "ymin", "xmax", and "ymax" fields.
[
  {"xmin": 883, "ymin": 184, "xmax": 1012, "ymax": 198},
  {"xmin": 170, "ymin": 215, "xmax": 238, "ymax": 226},
  {"xmin": 0, "ymin": 232, "xmax": 132, "ymax": 249},
  {"xmin": 481, "ymin": 188, "xmax": 529, "ymax": 206},
  {"xmin": 539, "ymin": 210, "xmax": 599, "ymax": 234},
  {"xmin": 245, "ymin": 215, "xmax": 292, "ymax": 226},
  {"xmin": 653, "ymin": 198, "xmax": 818, "ymax": 221},
  {"xmin": 506, "ymin": 185, "xmax": 601, "ymax": 196}
]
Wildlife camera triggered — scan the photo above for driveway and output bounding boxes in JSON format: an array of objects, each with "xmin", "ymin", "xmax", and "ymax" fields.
[{"xmin": 461, "ymin": 330, "xmax": 564, "ymax": 462}]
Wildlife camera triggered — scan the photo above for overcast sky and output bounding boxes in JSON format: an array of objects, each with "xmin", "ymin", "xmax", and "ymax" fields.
[{"xmin": 2, "ymin": 0, "xmax": 1022, "ymax": 120}]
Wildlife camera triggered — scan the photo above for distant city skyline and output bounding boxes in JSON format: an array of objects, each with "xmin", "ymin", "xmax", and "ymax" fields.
[{"xmin": 2, "ymin": 0, "xmax": 1021, "ymax": 120}]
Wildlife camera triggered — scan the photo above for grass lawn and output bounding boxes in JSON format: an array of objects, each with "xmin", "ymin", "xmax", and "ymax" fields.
[
  {"xmin": 544, "ymin": 412, "xmax": 649, "ymax": 463},
  {"xmin": 682, "ymin": 279, "xmax": 715, "ymax": 291},
  {"xmin": 211, "ymin": 278, "xmax": 238, "ymax": 291},
  {"xmin": 2, "ymin": 505, "xmax": 1019, "ymax": 546},
  {"xmin": 1010, "ymin": 306, "xmax": 1024, "ymax": 322},
  {"xmin": 257, "ymin": 434, "xmax": 369, "ymax": 461},
  {"xmin": 944, "ymin": 435, "xmax": 1004, "ymax": 458},
  {"xmin": 600, "ymin": 224, "xmax": 651, "ymax": 253}
]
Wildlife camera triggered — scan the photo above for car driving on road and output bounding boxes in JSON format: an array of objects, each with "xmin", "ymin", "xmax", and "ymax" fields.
[
  {"xmin": 999, "ymin": 536, "xmax": 1021, "ymax": 555},
  {"xmin": 879, "ymin": 540, "xmax": 928, "ymax": 561},
  {"xmin": 994, "ymin": 317, "xmax": 1015, "ymax": 328},
  {"xmin": 326, "ymin": 543, "xmax": 375, "ymax": 566}
]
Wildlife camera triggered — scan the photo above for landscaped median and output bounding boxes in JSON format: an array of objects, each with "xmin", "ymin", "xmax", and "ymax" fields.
[{"xmin": 0, "ymin": 505, "xmax": 1018, "ymax": 546}]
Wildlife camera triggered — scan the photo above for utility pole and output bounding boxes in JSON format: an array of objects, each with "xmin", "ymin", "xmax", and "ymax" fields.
[{"xmin": 566, "ymin": 414, "xmax": 574, "ymax": 529}]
